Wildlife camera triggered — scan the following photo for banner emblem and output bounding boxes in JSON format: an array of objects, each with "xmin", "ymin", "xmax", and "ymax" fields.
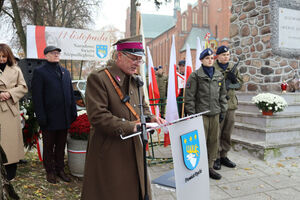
[
  {"xmin": 180, "ymin": 130, "xmax": 200, "ymax": 170},
  {"xmin": 96, "ymin": 45, "xmax": 108, "ymax": 58}
]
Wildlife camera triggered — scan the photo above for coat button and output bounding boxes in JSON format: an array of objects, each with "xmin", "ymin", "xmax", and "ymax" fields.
[
  {"xmin": 130, "ymin": 91, "xmax": 133, "ymax": 95},
  {"xmin": 121, "ymin": 118, "xmax": 126, "ymax": 121},
  {"xmin": 133, "ymin": 104, "xmax": 136, "ymax": 107}
]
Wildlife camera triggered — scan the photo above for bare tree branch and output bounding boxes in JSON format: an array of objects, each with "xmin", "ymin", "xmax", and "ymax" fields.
[
  {"xmin": 0, "ymin": 0, "xmax": 4, "ymax": 13},
  {"xmin": 10, "ymin": 0, "xmax": 26, "ymax": 54}
]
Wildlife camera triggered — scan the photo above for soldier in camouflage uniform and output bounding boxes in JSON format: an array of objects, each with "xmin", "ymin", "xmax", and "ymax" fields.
[
  {"xmin": 185, "ymin": 48, "xmax": 227, "ymax": 180},
  {"xmin": 156, "ymin": 66, "xmax": 168, "ymax": 118},
  {"xmin": 213, "ymin": 46, "xmax": 243, "ymax": 170}
]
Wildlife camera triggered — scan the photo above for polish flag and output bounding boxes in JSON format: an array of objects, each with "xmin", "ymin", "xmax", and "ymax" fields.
[
  {"xmin": 184, "ymin": 43, "xmax": 193, "ymax": 84},
  {"xmin": 147, "ymin": 47, "xmax": 160, "ymax": 117},
  {"xmin": 27, "ymin": 25, "xmax": 47, "ymax": 59},
  {"xmin": 164, "ymin": 35, "xmax": 179, "ymax": 146},
  {"xmin": 195, "ymin": 37, "xmax": 202, "ymax": 70}
]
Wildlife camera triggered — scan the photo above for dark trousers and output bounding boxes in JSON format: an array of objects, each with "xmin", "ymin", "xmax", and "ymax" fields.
[
  {"xmin": 4, "ymin": 163, "xmax": 17, "ymax": 180},
  {"xmin": 42, "ymin": 129, "xmax": 67, "ymax": 174}
]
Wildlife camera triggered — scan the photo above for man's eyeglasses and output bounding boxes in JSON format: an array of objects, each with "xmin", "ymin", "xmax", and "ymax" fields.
[
  {"xmin": 122, "ymin": 52, "xmax": 144, "ymax": 64},
  {"xmin": 49, "ymin": 51, "xmax": 61, "ymax": 56}
]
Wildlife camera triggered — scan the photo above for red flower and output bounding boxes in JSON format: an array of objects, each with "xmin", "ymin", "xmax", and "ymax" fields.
[{"xmin": 69, "ymin": 113, "xmax": 90, "ymax": 140}]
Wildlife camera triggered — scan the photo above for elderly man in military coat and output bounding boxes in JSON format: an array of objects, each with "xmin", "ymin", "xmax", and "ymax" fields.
[{"xmin": 81, "ymin": 35, "xmax": 165, "ymax": 200}]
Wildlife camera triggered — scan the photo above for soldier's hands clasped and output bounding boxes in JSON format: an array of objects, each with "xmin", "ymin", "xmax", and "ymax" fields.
[
  {"xmin": 227, "ymin": 72, "xmax": 237, "ymax": 83},
  {"xmin": 219, "ymin": 113, "xmax": 225, "ymax": 123}
]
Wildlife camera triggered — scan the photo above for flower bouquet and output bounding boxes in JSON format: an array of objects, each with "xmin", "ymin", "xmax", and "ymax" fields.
[
  {"xmin": 20, "ymin": 100, "xmax": 41, "ymax": 149},
  {"xmin": 252, "ymin": 93, "xmax": 288, "ymax": 114},
  {"xmin": 69, "ymin": 110, "xmax": 90, "ymax": 140}
]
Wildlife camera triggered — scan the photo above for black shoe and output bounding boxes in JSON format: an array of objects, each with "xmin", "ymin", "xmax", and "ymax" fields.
[
  {"xmin": 46, "ymin": 173, "xmax": 57, "ymax": 184},
  {"xmin": 213, "ymin": 159, "xmax": 221, "ymax": 170},
  {"xmin": 220, "ymin": 157, "xmax": 236, "ymax": 168},
  {"xmin": 57, "ymin": 171, "xmax": 71, "ymax": 182},
  {"xmin": 18, "ymin": 159, "xmax": 28, "ymax": 164},
  {"xmin": 209, "ymin": 168, "xmax": 222, "ymax": 180}
]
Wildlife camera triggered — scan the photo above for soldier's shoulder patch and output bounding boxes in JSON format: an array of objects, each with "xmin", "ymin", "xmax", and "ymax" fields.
[
  {"xmin": 218, "ymin": 80, "xmax": 222, "ymax": 87},
  {"xmin": 186, "ymin": 82, "xmax": 191, "ymax": 88}
]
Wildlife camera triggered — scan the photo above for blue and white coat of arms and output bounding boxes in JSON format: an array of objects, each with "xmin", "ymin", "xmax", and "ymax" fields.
[
  {"xmin": 180, "ymin": 130, "xmax": 200, "ymax": 170},
  {"xmin": 96, "ymin": 45, "xmax": 108, "ymax": 59}
]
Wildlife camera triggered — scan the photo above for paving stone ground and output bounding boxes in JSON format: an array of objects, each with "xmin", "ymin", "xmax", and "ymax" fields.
[{"xmin": 148, "ymin": 144, "xmax": 300, "ymax": 200}]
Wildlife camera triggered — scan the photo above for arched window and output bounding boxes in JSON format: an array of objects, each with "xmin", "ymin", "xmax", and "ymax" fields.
[
  {"xmin": 182, "ymin": 15, "xmax": 187, "ymax": 32},
  {"xmin": 203, "ymin": 5, "xmax": 208, "ymax": 26},
  {"xmin": 192, "ymin": 11, "xmax": 198, "ymax": 25}
]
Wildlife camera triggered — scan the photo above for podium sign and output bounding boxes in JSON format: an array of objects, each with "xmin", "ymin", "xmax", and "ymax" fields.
[{"xmin": 168, "ymin": 115, "xmax": 209, "ymax": 200}]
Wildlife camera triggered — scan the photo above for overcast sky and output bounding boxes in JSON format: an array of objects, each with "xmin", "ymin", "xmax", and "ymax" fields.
[
  {"xmin": 0, "ymin": 0, "xmax": 197, "ymax": 49},
  {"xmin": 94, "ymin": 0, "xmax": 198, "ymax": 32}
]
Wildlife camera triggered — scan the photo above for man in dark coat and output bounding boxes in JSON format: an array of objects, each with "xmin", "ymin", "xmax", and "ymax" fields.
[
  {"xmin": 81, "ymin": 35, "xmax": 165, "ymax": 200},
  {"xmin": 31, "ymin": 46, "xmax": 77, "ymax": 184}
]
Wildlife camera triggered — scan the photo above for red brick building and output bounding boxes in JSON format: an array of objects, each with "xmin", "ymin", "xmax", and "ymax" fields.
[{"xmin": 125, "ymin": 0, "xmax": 232, "ymax": 73}]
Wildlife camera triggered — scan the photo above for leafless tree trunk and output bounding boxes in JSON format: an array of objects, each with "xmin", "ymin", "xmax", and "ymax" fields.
[
  {"xmin": 0, "ymin": 0, "xmax": 4, "ymax": 13},
  {"xmin": 10, "ymin": 0, "xmax": 26, "ymax": 54}
]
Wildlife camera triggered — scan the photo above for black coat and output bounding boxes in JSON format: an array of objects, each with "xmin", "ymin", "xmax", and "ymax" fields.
[{"xmin": 31, "ymin": 61, "xmax": 77, "ymax": 131}]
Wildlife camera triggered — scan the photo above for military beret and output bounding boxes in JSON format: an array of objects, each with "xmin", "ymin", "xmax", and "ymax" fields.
[
  {"xmin": 113, "ymin": 35, "xmax": 144, "ymax": 57},
  {"xmin": 178, "ymin": 60, "xmax": 185, "ymax": 66},
  {"xmin": 158, "ymin": 65, "xmax": 163, "ymax": 69},
  {"xmin": 154, "ymin": 67, "xmax": 158, "ymax": 71},
  {"xmin": 216, "ymin": 45, "xmax": 229, "ymax": 55},
  {"xmin": 44, "ymin": 46, "xmax": 61, "ymax": 55},
  {"xmin": 199, "ymin": 48, "xmax": 213, "ymax": 60}
]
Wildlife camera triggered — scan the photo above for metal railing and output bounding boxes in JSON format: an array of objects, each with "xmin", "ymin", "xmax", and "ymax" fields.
[{"xmin": 146, "ymin": 96, "xmax": 184, "ymax": 166}]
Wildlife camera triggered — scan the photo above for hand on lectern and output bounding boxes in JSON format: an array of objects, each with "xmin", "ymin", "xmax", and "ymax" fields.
[{"xmin": 151, "ymin": 116, "xmax": 166, "ymax": 125}]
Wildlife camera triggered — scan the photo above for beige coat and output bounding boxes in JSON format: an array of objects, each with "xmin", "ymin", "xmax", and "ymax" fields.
[
  {"xmin": 81, "ymin": 63, "xmax": 153, "ymax": 200},
  {"xmin": 0, "ymin": 65, "xmax": 28, "ymax": 164}
]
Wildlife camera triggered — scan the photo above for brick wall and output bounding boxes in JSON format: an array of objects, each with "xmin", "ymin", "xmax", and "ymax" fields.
[
  {"xmin": 230, "ymin": 0, "xmax": 300, "ymax": 92},
  {"xmin": 125, "ymin": 0, "xmax": 231, "ymax": 74}
]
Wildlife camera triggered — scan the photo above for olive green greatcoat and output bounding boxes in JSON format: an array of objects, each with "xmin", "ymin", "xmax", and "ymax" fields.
[
  {"xmin": 156, "ymin": 73, "xmax": 168, "ymax": 99},
  {"xmin": 0, "ymin": 65, "xmax": 28, "ymax": 164},
  {"xmin": 214, "ymin": 62, "xmax": 243, "ymax": 110},
  {"xmin": 81, "ymin": 63, "xmax": 153, "ymax": 200},
  {"xmin": 156, "ymin": 73, "xmax": 168, "ymax": 117},
  {"xmin": 184, "ymin": 67, "xmax": 227, "ymax": 116}
]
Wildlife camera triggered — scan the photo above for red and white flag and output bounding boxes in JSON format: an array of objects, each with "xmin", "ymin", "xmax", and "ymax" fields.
[
  {"xmin": 184, "ymin": 43, "xmax": 193, "ymax": 84},
  {"xmin": 147, "ymin": 46, "xmax": 160, "ymax": 116},
  {"xmin": 195, "ymin": 37, "xmax": 202, "ymax": 70},
  {"xmin": 164, "ymin": 35, "xmax": 179, "ymax": 146}
]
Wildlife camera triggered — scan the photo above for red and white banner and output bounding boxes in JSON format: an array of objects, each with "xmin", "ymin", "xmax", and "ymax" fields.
[
  {"xmin": 147, "ymin": 46, "xmax": 160, "ymax": 117},
  {"xmin": 185, "ymin": 43, "xmax": 193, "ymax": 84},
  {"xmin": 26, "ymin": 25, "xmax": 111, "ymax": 61},
  {"xmin": 165, "ymin": 35, "xmax": 179, "ymax": 146}
]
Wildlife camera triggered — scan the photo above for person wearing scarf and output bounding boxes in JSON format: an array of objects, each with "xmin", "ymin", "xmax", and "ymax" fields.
[
  {"xmin": 213, "ymin": 46, "xmax": 243, "ymax": 171},
  {"xmin": 184, "ymin": 48, "xmax": 227, "ymax": 180}
]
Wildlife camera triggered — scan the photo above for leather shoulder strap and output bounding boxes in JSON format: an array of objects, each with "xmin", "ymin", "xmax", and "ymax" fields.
[{"xmin": 104, "ymin": 69, "xmax": 140, "ymax": 121}]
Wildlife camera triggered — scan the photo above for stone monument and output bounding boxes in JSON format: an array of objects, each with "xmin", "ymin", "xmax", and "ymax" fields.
[{"xmin": 230, "ymin": 0, "xmax": 300, "ymax": 160}]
